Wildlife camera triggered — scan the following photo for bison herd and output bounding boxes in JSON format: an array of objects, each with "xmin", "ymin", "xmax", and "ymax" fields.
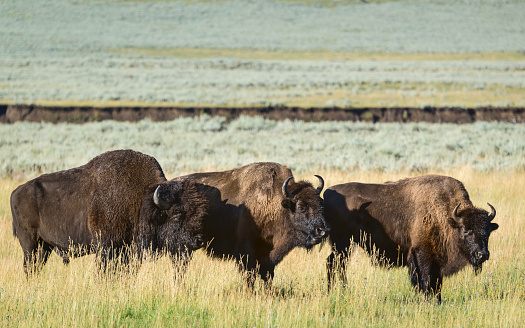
[{"xmin": 10, "ymin": 149, "xmax": 499, "ymax": 302}]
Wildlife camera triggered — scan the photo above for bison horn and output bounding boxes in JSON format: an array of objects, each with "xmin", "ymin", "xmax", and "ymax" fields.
[
  {"xmin": 487, "ymin": 203, "xmax": 496, "ymax": 221},
  {"xmin": 315, "ymin": 175, "xmax": 324, "ymax": 193},
  {"xmin": 452, "ymin": 203, "xmax": 462, "ymax": 222},
  {"xmin": 153, "ymin": 185, "xmax": 171, "ymax": 210},
  {"xmin": 282, "ymin": 176, "xmax": 294, "ymax": 200}
]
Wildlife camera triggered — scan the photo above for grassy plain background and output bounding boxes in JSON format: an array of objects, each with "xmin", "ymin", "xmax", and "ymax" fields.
[
  {"xmin": 1, "ymin": 0, "xmax": 524, "ymax": 326},
  {"xmin": 1, "ymin": 169, "xmax": 524, "ymax": 327},
  {"xmin": 1, "ymin": 0, "xmax": 524, "ymax": 108},
  {"xmin": 1, "ymin": 118, "xmax": 524, "ymax": 178},
  {"xmin": 0, "ymin": 118, "xmax": 524, "ymax": 326}
]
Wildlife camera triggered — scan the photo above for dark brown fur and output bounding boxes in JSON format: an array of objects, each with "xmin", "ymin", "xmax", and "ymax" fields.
[
  {"xmin": 177, "ymin": 162, "xmax": 329, "ymax": 286},
  {"xmin": 324, "ymin": 175, "xmax": 499, "ymax": 302},
  {"xmin": 11, "ymin": 149, "xmax": 208, "ymax": 276}
]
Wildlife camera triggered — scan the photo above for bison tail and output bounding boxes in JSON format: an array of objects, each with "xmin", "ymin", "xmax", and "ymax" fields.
[
  {"xmin": 11, "ymin": 209, "xmax": 17, "ymax": 238},
  {"xmin": 10, "ymin": 193, "xmax": 18, "ymax": 238}
]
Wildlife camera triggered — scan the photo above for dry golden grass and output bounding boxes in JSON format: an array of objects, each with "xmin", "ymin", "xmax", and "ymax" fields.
[
  {"xmin": 276, "ymin": 84, "xmax": 525, "ymax": 109},
  {"xmin": 1, "ymin": 170, "xmax": 524, "ymax": 327},
  {"xmin": 6, "ymin": 82, "xmax": 522, "ymax": 109}
]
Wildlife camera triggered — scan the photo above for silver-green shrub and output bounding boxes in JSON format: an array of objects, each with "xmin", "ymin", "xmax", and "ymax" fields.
[
  {"xmin": 1, "ymin": 0, "xmax": 524, "ymax": 106},
  {"xmin": 1, "ymin": 117, "xmax": 523, "ymax": 178}
]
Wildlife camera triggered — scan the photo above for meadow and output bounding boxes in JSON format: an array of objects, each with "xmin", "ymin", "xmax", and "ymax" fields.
[
  {"xmin": 0, "ymin": 118, "xmax": 524, "ymax": 327},
  {"xmin": 1, "ymin": 0, "xmax": 524, "ymax": 326},
  {"xmin": 1, "ymin": 0, "xmax": 525, "ymax": 108}
]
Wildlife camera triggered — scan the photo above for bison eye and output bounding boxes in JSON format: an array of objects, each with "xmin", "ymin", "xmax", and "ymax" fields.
[{"xmin": 298, "ymin": 203, "xmax": 309, "ymax": 211}]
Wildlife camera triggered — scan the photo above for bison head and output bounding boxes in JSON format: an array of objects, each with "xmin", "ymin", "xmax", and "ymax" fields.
[
  {"xmin": 447, "ymin": 202, "xmax": 499, "ymax": 274},
  {"xmin": 148, "ymin": 179, "xmax": 209, "ymax": 257},
  {"xmin": 281, "ymin": 175, "xmax": 330, "ymax": 250}
]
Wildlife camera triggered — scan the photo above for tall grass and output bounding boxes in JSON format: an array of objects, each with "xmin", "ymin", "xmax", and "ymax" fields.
[{"xmin": 1, "ymin": 170, "xmax": 524, "ymax": 327}]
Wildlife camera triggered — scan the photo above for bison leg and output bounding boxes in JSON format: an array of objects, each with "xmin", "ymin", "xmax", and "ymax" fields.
[
  {"xmin": 53, "ymin": 247, "xmax": 71, "ymax": 265},
  {"xmin": 236, "ymin": 252, "xmax": 260, "ymax": 289},
  {"xmin": 15, "ymin": 225, "xmax": 53, "ymax": 277},
  {"xmin": 259, "ymin": 263, "xmax": 275, "ymax": 290},
  {"xmin": 168, "ymin": 250, "xmax": 193, "ymax": 278},
  {"xmin": 430, "ymin": 276, "xmax": 443, "ymax": 304},
  {"xmin": 20, "ymin": 238, "xmax": 53, "ymax": 277},
  {"xmin": 407, "ymin": 248, "xmax": 443, "ymax": 303},
  {"xmin": 97, "ymin": 244, "xmax": 127, "ymax": 273},
  {"xmin": 326, "ymin": 239, "xmax": 352, "ymax": 291},
  {"xmin": 326, "ymin": 250, "xmax": 349, "ymax": 291},
  {"xmin": 241, "ymin": 261, "xmax": 259, "ymax": 289}
]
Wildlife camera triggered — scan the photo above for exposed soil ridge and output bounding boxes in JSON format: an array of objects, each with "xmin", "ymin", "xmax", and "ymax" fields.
[{"xmin": 1, "ymin": 104, "xmax": 523, "ymax": 124}]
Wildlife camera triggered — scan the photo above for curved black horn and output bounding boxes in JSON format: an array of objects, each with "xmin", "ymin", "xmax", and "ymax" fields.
[
  {"xmin": 282, "ymin": 177, "xmax": 294, "ymax": 200},
  {"xmin": 153, "ymin": 185, "xmax": 171, "ymax": 210},
  {"xmin": 452, "ymin": 203, "xmax": 461, "ymax": 221},
  {"xmin": 487, "ymin": 203, "xmax": 496, "ymax": 221},
  {"xmin": 314, "ymin": 175, "xmax": 324, "ymax": 193}
]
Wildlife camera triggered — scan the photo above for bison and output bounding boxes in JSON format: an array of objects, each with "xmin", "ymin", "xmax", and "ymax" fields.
[
  {"xmin": 324, "ymin": 175, "xmax": 499, "ymax": 302},
  {"xmin": 11, "ymin": 149, "xmax": 208, "ymax": 276},
  {"xmin": 176, "ymin": 162, "xmax": 329, "ymax": 287}
]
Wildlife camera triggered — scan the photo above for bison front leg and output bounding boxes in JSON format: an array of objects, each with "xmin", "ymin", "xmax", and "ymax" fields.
[
  {"xmin": 233, "ymin": 235, "xmax": 260, "ymax": 288},
  {"xmin": 168, "ymin": 249, "xmax": 193, "ymax": 278},
  {"xmin": 96, "ymin": 242, "xmax": 129, "ymax": 274},
  {"xmin": 326, "ymin": 237, "xmax": 352, "ymax": 291},
  {"xmin": 53, "ymin": 247, "xmax": 71, "ymax": 265},
  {"xmin": 259, "ymin": 263, "xmax": 276, "ymax": 290},
  {"xmin": 407, "ymin": 247, "xmax": 443, "ymax": 303},
  {"xmin": 237, "ymin": 254, "xmax": 259, "ymax": 289},
  {"xmin": 326, "ymin": 250, "xmax": 349, "ymax": 291}
]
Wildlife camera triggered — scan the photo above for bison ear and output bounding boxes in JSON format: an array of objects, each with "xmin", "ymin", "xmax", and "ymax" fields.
[
  {"xmin": 490, "ymin": 223, "xmax": 499, "ymax": 232},
  {"xmin": 281, "ymin": 199, "xmax": 296, "ymax": 211},
  {"xmin": 448, "ymin": 203, "xmax": 464, "ymax": 229},
  {"xmin": 447, "ymin": 217, "xmax": 462, "ymax": 229},
  {"xmin": 359, "ymin": 201, "xmax": 372, "ymax": 211}
]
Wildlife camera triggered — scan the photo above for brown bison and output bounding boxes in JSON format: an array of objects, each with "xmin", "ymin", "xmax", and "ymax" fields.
[
  {"xmin": 324, "ymin": 175, "xmax": 499, "ymax": 302},
  {"xmin": 11, "ymin": 149, "xmax": 208, "ymax": 276},
  {"xmin": 177, "ymin": 162, "xmax": 329, "ymax": 286}
]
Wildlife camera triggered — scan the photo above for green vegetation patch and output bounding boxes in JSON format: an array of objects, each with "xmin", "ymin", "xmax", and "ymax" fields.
[{"xmin": 118, "ymin": 302, "xmax": 212, "ymax": 327}]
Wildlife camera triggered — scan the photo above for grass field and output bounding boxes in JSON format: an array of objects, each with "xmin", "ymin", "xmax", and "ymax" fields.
[
  {"xmin": 1, "ymin": 169, "xmax": 524, "ymax": 327},
  {"xmin": 1, "ymin": 0, "xmax": 524, "ymax": 108},
  {"xmin": 0, "ymin": 119, "xmax": 524, "ymax": 326},
  {"xmin": 1, "ymin": 0, "xmax": 524, "ymax": 325}
]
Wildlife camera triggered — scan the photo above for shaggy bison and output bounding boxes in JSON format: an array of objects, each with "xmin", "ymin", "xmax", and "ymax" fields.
[
  {"xmin": 11, "ymin": 149, "xmax": 208, "ymax": 276},
  {"xmin": 324, "ymin": 175, "xmax": 499, "ymax": 302},
  {"xmin": 177, "ymin": 162, "xmax": 329, "ymax": 286}
]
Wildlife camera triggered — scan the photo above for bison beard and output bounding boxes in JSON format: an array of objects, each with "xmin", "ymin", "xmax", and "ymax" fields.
[
  {"xmin": 324, "ymin": 175, "xmax": 499, "ymax": 303},
  {"xmin": 10, "ymin": 149, "xmax": 208, "ymax": 276},
  {"xmin": 177, "ymin": 162, "xmax": 330, "ymax": 288}
]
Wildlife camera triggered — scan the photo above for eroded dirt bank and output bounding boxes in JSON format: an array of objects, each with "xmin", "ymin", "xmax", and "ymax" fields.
[{"xmin": 1, "ymin": 104, "xmax": 523, "ymax": 124}]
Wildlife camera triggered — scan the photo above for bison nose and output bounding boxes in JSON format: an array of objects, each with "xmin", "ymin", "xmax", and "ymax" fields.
[
  {"xmin": 477, "ymin": 250, "xmax": 490, "ymax": 262},
  {"xmin": 194, "ymin": 236, "xmax": 206, "ymax": 249},
  {"xmin": 315, "ymin": 227, "xmax": 328, "ymax": 238}
]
